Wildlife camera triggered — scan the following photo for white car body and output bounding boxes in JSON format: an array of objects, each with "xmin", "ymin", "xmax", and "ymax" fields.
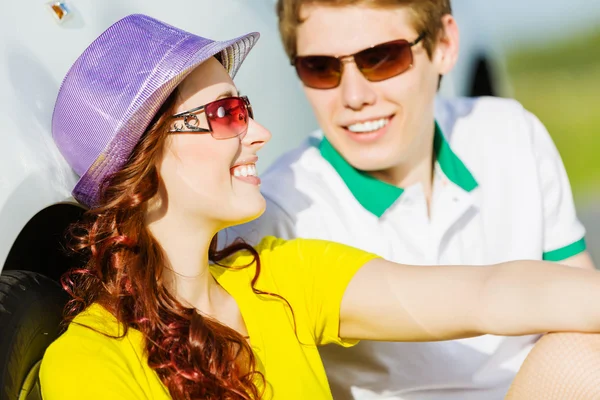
[{"xmin": 0, "ymin": 0, "xmax": 507, "ymax": 276}]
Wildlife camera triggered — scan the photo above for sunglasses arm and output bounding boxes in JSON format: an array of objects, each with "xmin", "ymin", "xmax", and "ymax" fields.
[
  {"xmin": 169, "ymin": 114, "xmax": 210, "ymax": 133},
  {"xmin": 169, "ymin": 105, "xmax": 211, "ymax": 133},
  {"xmin": 409, "ymin": 32, "xmax": 426, "ymax": 47}
]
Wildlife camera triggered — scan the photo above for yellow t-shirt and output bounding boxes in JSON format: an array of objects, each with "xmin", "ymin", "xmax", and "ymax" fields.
[{"xmin": 40, "ymin": 237, "xmax": 379, "ymax": 399}]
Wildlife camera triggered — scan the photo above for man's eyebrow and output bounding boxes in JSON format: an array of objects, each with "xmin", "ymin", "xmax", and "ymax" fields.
[{"xmin": 216, "ymin": 90, "xmax": 237, "ymax": 100}]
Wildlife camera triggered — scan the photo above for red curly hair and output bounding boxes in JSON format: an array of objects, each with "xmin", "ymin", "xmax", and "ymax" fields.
[{"xmin": 61, "ymin": 89, "xmax": 268, "ymax": 399}]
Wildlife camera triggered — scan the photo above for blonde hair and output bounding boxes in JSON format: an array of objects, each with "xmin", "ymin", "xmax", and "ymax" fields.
[{"xmin": 277, "ymin": 0, "xmax": 452, "ymax": 59}]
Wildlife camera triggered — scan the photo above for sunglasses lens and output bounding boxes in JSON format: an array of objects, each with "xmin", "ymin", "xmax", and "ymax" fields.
[
  {"xmin": 294, "ymin": 56, "xmax": 342, "ymax": 89},
  {"xmin": 205, "ymin": 97, "xmax": 249, "ymax": 139},
  {"xmin": 355, "ymin": 40, "xmax": 413, "ymax": 82}
]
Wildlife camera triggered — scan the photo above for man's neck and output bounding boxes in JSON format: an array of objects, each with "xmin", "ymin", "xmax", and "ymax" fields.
[{"xmin": 368, "ymin": 121, "xmax": 436, "ymax": 205}]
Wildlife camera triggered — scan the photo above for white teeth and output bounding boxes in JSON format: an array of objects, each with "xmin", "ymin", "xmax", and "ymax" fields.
[
  {"xmin": 348, "ymin": 118, "xmax": 390, "ymax": 133},
  {"xmin": 231, "ymin": 163, "xmax": 257, "ymax": 177}
]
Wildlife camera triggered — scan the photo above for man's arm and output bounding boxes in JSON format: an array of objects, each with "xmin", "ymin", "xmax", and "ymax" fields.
[
  {"xmin": 559, "ymin": 251, "xmax": 596, "ymax": 270},
  {"xmin": 526, "ymin": 109, "xmax": 591, "ymax": 267}
]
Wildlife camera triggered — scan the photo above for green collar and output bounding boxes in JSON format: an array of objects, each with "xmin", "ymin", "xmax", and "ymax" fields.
[{"xmin": 319, "ymin": 121, "xmax": 478, "ymax": 217}]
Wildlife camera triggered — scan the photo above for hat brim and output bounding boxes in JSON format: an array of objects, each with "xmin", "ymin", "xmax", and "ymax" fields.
[{"xmin": 72, "ymin": 31, "xmax": 259, "ymax": 208}]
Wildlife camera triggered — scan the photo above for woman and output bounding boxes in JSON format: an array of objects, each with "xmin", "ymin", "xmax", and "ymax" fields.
[{"xmin": 40, "ymin": 14, "xmax": 600, "ymax": 400}]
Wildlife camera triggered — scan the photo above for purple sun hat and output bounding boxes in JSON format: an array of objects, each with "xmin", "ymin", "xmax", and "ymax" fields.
[{"xmin": 52, "ymin": 14, "xmax": 259, "ymax": 208}]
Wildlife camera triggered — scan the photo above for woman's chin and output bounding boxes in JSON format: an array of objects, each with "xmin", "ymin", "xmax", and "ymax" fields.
[
  {"xmin": 227, "ymin": 198, "xmax": 266, "ymax": 227},
  {"xmin": 244, "ymin": 203, "xmax": 267, "ymax": 224}
]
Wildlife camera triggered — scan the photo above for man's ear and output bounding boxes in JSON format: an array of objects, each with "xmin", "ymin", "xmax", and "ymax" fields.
[{"xmin": 434, "ymin": 14, "xmax": 460, "ymax": 76}]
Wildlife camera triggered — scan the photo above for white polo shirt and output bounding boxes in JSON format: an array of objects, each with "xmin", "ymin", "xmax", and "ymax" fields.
[{"xmin": 226, "ymin": 96, "xmax": 587, "ymax": 400}]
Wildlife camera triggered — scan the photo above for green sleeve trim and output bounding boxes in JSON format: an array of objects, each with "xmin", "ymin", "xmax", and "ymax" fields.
[{"xmin": 543, "ymin": 237, "xmax": 587, "ymax": 261}]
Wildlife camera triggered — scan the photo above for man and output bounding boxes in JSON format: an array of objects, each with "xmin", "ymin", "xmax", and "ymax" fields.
[{"xmin": 226, "ymin": 0, "xmax": 596, "ymax": 398}]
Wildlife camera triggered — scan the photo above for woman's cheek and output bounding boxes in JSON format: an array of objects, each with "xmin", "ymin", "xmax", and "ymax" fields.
[
  {"xmin": 173, "ymin": 141, "xmax": 215, "ymax": 164},
  {"xmin": 165, "ymin": 138, "xmax": 238, "ymax": 192}
]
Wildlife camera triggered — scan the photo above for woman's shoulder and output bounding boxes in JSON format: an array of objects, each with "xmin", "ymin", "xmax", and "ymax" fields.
[
  {"xmin": 234, "ymin": 236, "xmax": 332, "ymax": 258},
  {"xmin": 219, "ymin": 236, "xmax": 376, "ymax": 268},
  {"xmin": 41, "ymin": 304, "xmax": 143, "ymax": 372},
  {"xmin": 40, "ymin": 304, "xmax": 151, "ymax": 398},
  {"xmin": 210, "ymin": 236, "xmax": 297, "ymax": 286},
  {"xmin": 215, "ymin": 236, "xmax": 299, "ymax": 271},
  {"xmin": 252, "ymin": 236, "xmax": 377, "ymax": 263},
  {"xmin": 217, "ymin": 236, "xmax": 378, "ymax": 281}
]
